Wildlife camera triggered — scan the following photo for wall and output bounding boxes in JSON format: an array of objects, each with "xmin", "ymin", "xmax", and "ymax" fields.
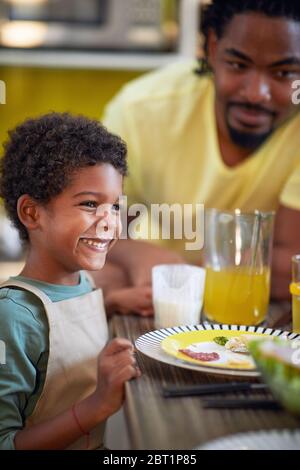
[{"xmin": 0, "ymin": 66, "xmax": 143, "ymax": 149}]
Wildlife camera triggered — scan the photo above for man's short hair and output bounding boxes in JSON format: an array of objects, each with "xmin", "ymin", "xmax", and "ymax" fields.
[{"xmin": 199, "ymin": 0, "xmax": 300, "ymax": 73}]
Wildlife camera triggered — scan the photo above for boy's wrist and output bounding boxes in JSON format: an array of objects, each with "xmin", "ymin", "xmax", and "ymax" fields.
[{"xmin": 75, "ymin": 393, "xmax": 112, "ymax": 431}]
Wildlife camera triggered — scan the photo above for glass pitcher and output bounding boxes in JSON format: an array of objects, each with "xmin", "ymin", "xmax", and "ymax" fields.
[{"xmin": 203, "ymin": 209, "xmax": 275, "ymax": 326}]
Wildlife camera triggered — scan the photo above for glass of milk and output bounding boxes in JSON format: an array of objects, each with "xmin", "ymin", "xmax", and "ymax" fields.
[{"xmin": 152, "ymin": 264, "xmax": 206, "ymax": 329}]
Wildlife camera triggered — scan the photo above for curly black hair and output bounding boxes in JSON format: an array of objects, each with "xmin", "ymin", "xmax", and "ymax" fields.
[
  {"xmin": 198, "ymin": 0, "xmax": 300, "ymax": 74},
  {"xmin": 0, "ymin": 112, "xmax": 127, "ymax": 241}
]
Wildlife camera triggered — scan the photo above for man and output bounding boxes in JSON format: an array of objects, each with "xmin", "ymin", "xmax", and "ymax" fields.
[{"xmin": 100, "ymin": 0, "xmax": 300, "ymax": 305}]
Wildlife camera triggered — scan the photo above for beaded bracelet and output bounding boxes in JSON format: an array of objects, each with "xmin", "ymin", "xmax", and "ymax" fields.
[{"xmin": 71, "ymin": 403, "xmax": 90, "ymax": 450}]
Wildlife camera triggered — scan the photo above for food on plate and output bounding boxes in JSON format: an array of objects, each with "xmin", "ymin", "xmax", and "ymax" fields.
[
  {"xmin": 213, "ymin": 336, "xmax": 228, "ymax": 347},
  {"xmin": 227, "ymin": 357, "xmax": 253, "ymax": 367},
  {"xmin": 177, "ymin": 339, "xmax": 255, "ymax": 368},
  {"xmin": 225, "ymin": 336, "xmax": 249, "ymax": 354},
  {"xmin": 177, "ymin": 333, "xmax": 268, "ymax": 367},
  {"xmin": 171, "ymin": 332, "xmax": 284, "ymax": 369},
  {"xmin": 179, "ymin": 349, "xmax": 220, "ymax": 362},
  {"xmin": 213, "ymin": 334, "xmax": 262, "ymax": 354}
]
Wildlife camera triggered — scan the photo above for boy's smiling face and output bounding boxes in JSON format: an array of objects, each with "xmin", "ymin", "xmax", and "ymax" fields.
[{"xmin": 35, "ymin": 163, "xmax": 123, "ymax": 275}]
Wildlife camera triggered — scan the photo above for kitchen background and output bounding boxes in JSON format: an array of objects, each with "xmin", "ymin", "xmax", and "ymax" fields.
[
  {"xmin": 0, "ymin": 0, "xmax": 202, "ymax": 145},
  {"xmin": 0, "ymin": 0, "xmax": 203, "ymax": 277}
]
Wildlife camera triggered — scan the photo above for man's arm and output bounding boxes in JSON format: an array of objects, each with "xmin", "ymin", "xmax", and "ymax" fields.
[
  {"xmin": 272, "ymin": 204, "xmax": 300, "ymax": 300},
  {"xmin": 90, "ymin": 261, "xmax": 130, "ymax": 296},
  {"xmin": 90, "ymin": 239, "xmax": 184, "ymax": 316},
  {"xmin": 107, "ymin": 239, "xmax": 185, "ymax": 287}
]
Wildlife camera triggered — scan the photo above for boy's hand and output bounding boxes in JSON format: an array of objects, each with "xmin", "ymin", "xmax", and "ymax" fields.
[
  {"xmin": 105, "ymin": 286, "xmax": 154, "ymax": 317},
  {"xmin": 92, "ymin": 338, "xmax": 141, "ymax": 418}
]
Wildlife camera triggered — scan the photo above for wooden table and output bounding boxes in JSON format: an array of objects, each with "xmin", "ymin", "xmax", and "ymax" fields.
[{"xmin": 112, "ymin": 304, "xmax": 300, "ymax": 450}]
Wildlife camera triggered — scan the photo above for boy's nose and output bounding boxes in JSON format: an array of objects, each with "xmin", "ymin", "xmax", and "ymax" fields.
[
  {"xmin": 95, "ymin": 217, "xmax": 115, "ymax": 239},
  {"xmin": 95, "ymin": 204, "xmax": 120, "ymax": 238}
]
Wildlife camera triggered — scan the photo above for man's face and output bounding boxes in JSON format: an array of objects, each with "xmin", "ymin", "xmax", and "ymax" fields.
[{"xmin": 208, "ymin": 13, "xmax": 300, "ymax": 150}]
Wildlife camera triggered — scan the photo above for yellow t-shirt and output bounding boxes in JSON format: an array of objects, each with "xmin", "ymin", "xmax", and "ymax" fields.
[{"xmin": 103, "ymin": 61, "xmax": 300, "ymax": 263}]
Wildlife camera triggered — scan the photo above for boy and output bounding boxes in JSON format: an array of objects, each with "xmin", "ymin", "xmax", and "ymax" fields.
[{"xmin": 0, "ymin": 113, "xmax": 141, "ymax": 449}]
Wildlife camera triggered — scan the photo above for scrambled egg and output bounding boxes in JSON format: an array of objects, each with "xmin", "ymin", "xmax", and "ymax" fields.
[{"xmin": 225, "ymin": 334, "xmax": 259, "ymax": 354}]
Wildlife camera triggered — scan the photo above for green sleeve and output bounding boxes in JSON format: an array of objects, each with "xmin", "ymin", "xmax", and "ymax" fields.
[{"xmin": 0, "ymin": 294, "xmax": 47, "ymax": 450}]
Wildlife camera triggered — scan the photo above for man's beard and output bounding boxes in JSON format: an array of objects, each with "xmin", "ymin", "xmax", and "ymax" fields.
[
  {"xmin": 225, "ymin": 102, "xmax": 276, "ymax": 151},
  {"xmin": 227, "ymin": 124, "xmax": 273, "ymax": 151}
]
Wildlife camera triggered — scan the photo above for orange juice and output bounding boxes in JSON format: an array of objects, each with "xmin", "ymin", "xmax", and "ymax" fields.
[
  {"xmin": 204, "ymin": 267, "xmax": 270, "ymax": 326},
  {"xmin": 290, "ymin": 282, "xmax": 300, "ymax": 333}
]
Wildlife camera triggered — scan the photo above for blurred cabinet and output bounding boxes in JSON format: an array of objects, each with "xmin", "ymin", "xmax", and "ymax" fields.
[
  {"xmin": 0, "ymin": 1, "xmax": 200, "ymax": 155},
  {"xmin": 0, "ymin": 1, "xmax": 200, "ymax": 69}
]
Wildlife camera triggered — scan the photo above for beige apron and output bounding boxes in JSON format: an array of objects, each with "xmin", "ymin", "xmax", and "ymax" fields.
[{"xmin": 1, "ymin": 274, "xmax": 108, "ymax": 450}]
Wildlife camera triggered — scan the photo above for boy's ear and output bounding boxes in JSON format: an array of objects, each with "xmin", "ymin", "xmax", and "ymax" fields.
[
  {"xmin": 17, "ymin": 195, "xmax": 41, "ymax": 232},
  {"xmin": 207, "ymin": 29, "xmax": 218, "ymax": 72}
]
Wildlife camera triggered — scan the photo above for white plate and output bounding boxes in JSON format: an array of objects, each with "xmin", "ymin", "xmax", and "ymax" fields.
[
  {"xmin": 196, "ymin": 429, "xmax": 300, "ymax": 450},
  {"xmin": 135, "ymin": 323, "xmax": 299, "ymax": 377}
]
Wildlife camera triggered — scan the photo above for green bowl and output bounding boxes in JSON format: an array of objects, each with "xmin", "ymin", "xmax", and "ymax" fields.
[{"xmin": 249, "ymin": 337, "xmax": 300, "ymax": 416}]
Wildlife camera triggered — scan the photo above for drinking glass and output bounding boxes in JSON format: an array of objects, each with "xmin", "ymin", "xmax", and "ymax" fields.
[
  {"xmin": 203, "ymin": 209, "xmax": 275, "ymax": 326},
  {"xmin": 290, "ymin": 255, "xmax": 300, "ymax": 333},
  {"xmin": 152, "ymin": 264, "xmax": 206, "ymax": 329}
]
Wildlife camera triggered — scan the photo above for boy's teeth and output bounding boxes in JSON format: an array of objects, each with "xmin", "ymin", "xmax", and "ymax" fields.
[{"xmin": 81, "ymin": 238, "xmax": 109, "ymax": 248}]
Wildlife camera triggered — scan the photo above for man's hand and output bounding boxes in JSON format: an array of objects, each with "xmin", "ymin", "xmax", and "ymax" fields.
[
  {"xmin": 107, "ymin": 239, "xmax": 185, "ymax": 287},
  {"xmin": 105, "ymin": 286, "xmax": 153, "ymax": 317},
  {"xmin": 89, "ymin": 262, "xmax": 130, "ymax": 296}
]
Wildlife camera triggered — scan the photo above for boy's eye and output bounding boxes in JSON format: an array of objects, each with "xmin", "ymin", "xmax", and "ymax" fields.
[{"xmin": 79, "ymin": 201, "xmax": 98, "ymax": 209}]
